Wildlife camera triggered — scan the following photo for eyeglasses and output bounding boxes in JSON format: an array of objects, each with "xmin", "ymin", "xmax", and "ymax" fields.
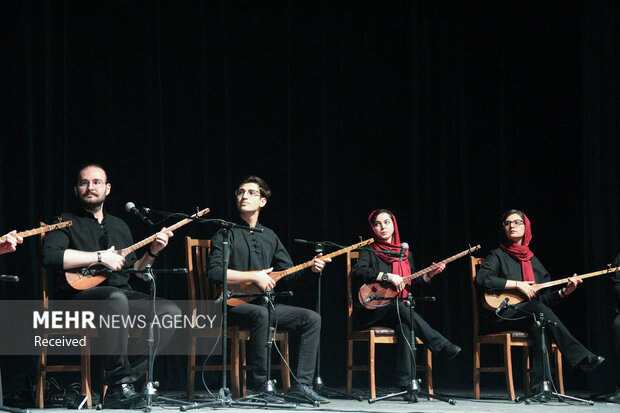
[
  {"xmin": 502, "ymin": 219, "xmax": 524, "ymax": 228},
  {"xmin": 77, "ymin": 179, "xmax": 106, "ymax": 188},
  {"xmin": 234, "ymin": 189, "xmax": 262, "ymax": 198}
]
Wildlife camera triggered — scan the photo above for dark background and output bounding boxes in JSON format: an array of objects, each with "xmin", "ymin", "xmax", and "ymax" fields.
[{"xmin": 0, "ymin": 0, "xmax": 618, "ymax": 398}]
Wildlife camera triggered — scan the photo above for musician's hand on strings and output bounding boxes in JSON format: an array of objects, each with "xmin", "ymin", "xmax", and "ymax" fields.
[
  {"xmin": 0, "ymin": 231, "xmax": 23, "ymax": 255},
  {"xmin": 99, "ymin": 246, "xmax": 125, "ymax": 270},
  {"xmin": 428, "ymin": 262, "xmax": 446, "ymax": 279},
  {"xmin": 311, "ymin": 253, "xmax": 332, "ymax": 273},
  {"xmin": 386, "ymin": 273, "xmax": 406, "ymax": 293},
  {"xmin": 563, "ymin": 274, "xmax": 581, "ymax": 296},
  {"xmin": 515, "ymin": 281, "xmax": 537, "ymax": 300},
  {"xmin": 150, "ymin": 228, "xmax": 174, "ymax": 255},
  {"xmin": 254, "ymin": 267, "xmax": 275, "ymax": 292}
]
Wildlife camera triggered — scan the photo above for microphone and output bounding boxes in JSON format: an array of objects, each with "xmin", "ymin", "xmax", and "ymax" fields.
[
  {"xmin": 495, "ymin": 297, "xmax": 510, "ymax": 315},
  {"xmin": 125, "ymin": 202, "xmax": 154, "ymax": 225},
  {"xmin": 0, "ymin": 275, "xmax": 19, "ymax": 282},
  {"xmin": 398, "ymin": 242, "xmax": 409, "ymax": 261}
]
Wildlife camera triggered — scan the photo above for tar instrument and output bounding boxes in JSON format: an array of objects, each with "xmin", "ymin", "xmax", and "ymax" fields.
[
  {"xmin": 225, "ymin": 238, "xmax": 374, "ymax": 306},
  {"xmin": 65, "ymin": 208, "xmax": 210, "ymax": 290},
  {"xmin": 1, "ymin": 221, "xmax": 73, "ymax": 242},
  {"xmin": 358, "ymin": 244, "xmax": 482, "ymax": 309},
  {"xmin": 483, "ymin": 265, "xmax": 620, "ymax": 310}
]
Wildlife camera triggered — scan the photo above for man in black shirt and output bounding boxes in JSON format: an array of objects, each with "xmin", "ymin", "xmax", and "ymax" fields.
[
  {"xmin": 207, "ymin": 176, "xmax": 331, "ymax": 403},
  {"xmin": 42, "ymin": 163, "xmax": 181, "ymax": 408}
]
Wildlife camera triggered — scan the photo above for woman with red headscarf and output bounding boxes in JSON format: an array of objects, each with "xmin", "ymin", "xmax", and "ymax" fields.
[
  {"xmin": 475, "ymin": 209, "xmax": 604, "ymax": 402},
  {"xmin": 350, "ymin": 209, "xmax": 461, "ymax": 397}
]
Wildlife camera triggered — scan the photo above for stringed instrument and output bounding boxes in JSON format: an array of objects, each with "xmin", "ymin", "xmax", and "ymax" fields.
[
  {"xmin": 0, "ymin": 221, "xmax": 73, "ymax": 242},
  {"xmin": 226, "ymin": 238, "xmax": 374, "ymax": 306},
  {"xmin": 358, "ymin": 244, "xmax": 482, "ymax": 309},
  {"xmin": 65, "ymin": 208, "xmax": 210, "ymax": 290},
  {"xmin": 483, "ymin": 265, "xmax": 620, "ymax": 310}
]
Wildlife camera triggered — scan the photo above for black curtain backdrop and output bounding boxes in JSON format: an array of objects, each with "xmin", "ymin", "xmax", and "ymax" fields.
[{"xmin": 1, "ymin": 0, "xmax": 618, "ymax": 396}]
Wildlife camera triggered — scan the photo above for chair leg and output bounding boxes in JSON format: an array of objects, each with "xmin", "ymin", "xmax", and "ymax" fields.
[
  {"xmin": 368, "ymin": 334, "xmax": 376, "ymax": 399},
  {"xmin": 554, "ymin": 348, "xmax": 564, "ymax": 394},
  {"xmin": 425, "ymin": 346, "xmax": 433, "ymax": 395},
  {"xmin": 347, "ymin": 339, "xmax": 353, "ymax": 394},
  {"xmin": 230, "ymin": 332, "xmax": 240, "ymax": 398},
  {"xmin": 473, "ymin": 342, "xmax": 481, "ymax": 399},
  {"xmin": 186, "ymin": 337, "xmax": 196, "ymax": 401},
  {"xmin": 279, "ymin": 334, "xmax": 291, "ymax": 392},
  {"xmin": 81, "ymin": 342, "xmax": 92, "ymax": 408},
  {"xmin": 503, "ymin": 342, "xmax": 515, "ymax": 401},
  {"xmin": 36, "ymin": 350, "xmax": 46, "ymax": 408},
  {"xmin": 523, "ymin": 346, "xmax": 530, "ymax": 396},
  {"xmin": 240, "ymin": 339, "xmax": 247, "ymax": 397}
]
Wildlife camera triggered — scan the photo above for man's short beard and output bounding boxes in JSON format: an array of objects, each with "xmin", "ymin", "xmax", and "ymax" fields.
[{"xmin": 80, "ymin": 196, "xmax": 105, "ymax": 212}]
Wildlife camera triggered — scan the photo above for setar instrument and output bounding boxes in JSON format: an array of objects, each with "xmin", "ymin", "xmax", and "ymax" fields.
[{"xmin": 358, "ymin": 244, "xmax": 482, "ymax": 309}]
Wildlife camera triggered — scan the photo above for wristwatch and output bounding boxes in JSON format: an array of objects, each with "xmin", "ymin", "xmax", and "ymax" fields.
[
  {"xmin": 97, "ymin": 252, "xmax": 102, "ymax": 264},
  {"xmin": 381, "ymin": 272, "xmax": 389, "ymax": 282}
]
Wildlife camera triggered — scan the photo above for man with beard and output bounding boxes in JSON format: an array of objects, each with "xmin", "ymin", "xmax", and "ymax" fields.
[{"xmin": 42, "ymin": 163, "xmax": 181, "ymax": 409}]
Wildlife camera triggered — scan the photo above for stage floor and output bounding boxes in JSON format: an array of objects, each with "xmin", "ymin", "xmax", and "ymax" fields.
[{"xmin": 10, "ymin": 389, "xmax": 620, "ymax": 413}]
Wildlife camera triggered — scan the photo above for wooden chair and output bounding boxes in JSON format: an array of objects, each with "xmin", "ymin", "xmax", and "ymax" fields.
[
  {"xmin": 36, "ymin": 223, "xmax": 93, "ymax": 408},
  {"xmin": 346, "ymin": 250, "xmax": 433, "ymax": 399},
  {"xmin": 470, "ymin": 256, "xmax": 564, "ymax": 400},
  {"xmin": 184, "ymin": 236, "xmax": 290, "ymax": 400}
]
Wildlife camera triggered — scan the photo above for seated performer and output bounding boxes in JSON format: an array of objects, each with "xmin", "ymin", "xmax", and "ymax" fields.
[
  {"xmin": 607, "ymin": 252, "xmax": 620, "ymax": 403},
  {"xmin": 0, "ymin": 230, "xmax": 23, "ymax": 254},
  {"xmin": 41, "ymin": 163, "xmax": 181, "ymax": 408},
  {"xmin": 474, "ymin": 209, "xmax": 604, "ymax": 402},
  {"xmin": 207, "ymin": 175, "xmax": 331, "ymax": 403},
  {"xmin": 350, "ymin": 209, "xmax": 461, "ymax": 399}
]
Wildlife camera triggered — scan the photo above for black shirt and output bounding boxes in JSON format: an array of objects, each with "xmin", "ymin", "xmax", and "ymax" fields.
[
  {"xmin": 41, "ymin": 209, "xmax": 138, "ymax": 294},
  {"xmin": 207, "ymin": 221, "xmax": 295, "ymax": 283},
  {"xmin": 474, "ymin": 247, "xmax": 562, "ymax": 309}
]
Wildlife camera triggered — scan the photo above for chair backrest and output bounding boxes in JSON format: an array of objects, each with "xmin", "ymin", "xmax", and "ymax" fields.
[
  {"xmin": 184, "ymin": 237, "xmax": 213, "ymax": 315},
  {"xmin": 346, "ymin": 250, "xmax": 360, "ymax": 338},
  {"xmin": 469, "ymin": 256, "xmax": 485, "ymax": 338}
]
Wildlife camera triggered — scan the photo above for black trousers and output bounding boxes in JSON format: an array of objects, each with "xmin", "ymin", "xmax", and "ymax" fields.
[
  {"xmin": 481, "ymin": 300, "xmax": 592, "ymax": 392},
  {"xmin": 227, "ymin": 301, "xmax": 321, "ymax": 387},
  {"xmin": 71, "ymin": 286, "xmax": 181, "ymax": 386},
  {"xmin": 355, "ymin": 300, "xmax": 451, "ymax": 387}
]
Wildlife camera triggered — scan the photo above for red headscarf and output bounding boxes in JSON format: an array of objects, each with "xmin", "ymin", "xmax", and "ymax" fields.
[
  {"xmin": 368, "ymin": 209, "xmax": 411, "ymax": 297},
  {"xmin": 499, "ymin": 212, "xmax": 535, "ymax": 282}
]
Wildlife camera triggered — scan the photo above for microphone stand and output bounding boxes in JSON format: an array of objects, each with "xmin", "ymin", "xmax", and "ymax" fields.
[
  {"xmin": 294, "ymin": 239, "xmax": 363, "ymax": 401},
  {"xmin": 139, "ymin": 266, "xmax": 193, "ymax": 412},
  {"xmin": 83, "ymin": 265, "xmax": 192, "ymax": 412},
  {"xmin": 497, "ymin": 305, "xmax": 593, "ymax": 405},
  {"xmin": 180, "ymin": 219, "xmax": 294, "ymax": 411},
  {"xmin": 0, "ymin": 276, "xmax": 29, "ymax": 413},
  {"xmin": 368, "ymin": 293, "xmax": 455, "ymax": 405}
]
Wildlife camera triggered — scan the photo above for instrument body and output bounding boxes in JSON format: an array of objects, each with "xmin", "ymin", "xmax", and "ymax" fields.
[
  {"xmin": 0, "ymin": 221, "xmax": 73, "ymax": 242},
  {"xmin": 483, "ymin": 266, "xmax": 620, "ymax": 310},
  {"xmin": 226, "ymin": 239, "xmax": 375, "ymax": 306},
  {"xmin": 358, "ymin": 244, "xmax": 481, "ymax": 309},
  {"xmin": 65, "ymin": 208, "xmax": 210, "ymax": 290}
]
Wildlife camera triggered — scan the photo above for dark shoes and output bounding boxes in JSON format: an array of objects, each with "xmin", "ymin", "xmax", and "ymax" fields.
[
  {"xmin": 605, "ymin": 388, "xmax": 620, "ymax": 404},
  {"xmin": 439, "ymin": 342, "xmax": 462, "ymax": 359},
  {"xmin": 532, "ymin": 393, "xmax": 550, "ymax": 403},
  {"xmin": 103, "ymin": 383, "xmax": 144, "ymax": 409},
  {"xmin": 578, "ymin": 354, "xmax": 605, "ymax": 372},
  {"xmin": 285, "ymin": 384, "xmax": 330, "ymax": 404}
]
